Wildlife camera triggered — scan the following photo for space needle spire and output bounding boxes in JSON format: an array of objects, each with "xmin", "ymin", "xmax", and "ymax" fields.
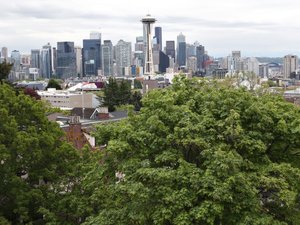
[{"xmin": 141, "ymin": 14, "xmax": 156, "ymax": 76}]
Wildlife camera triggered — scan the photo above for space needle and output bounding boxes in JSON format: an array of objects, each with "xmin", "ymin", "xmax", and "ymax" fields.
[{"xmin": 141, "ymin": 14, "xmax": 156, "ymax": 76}]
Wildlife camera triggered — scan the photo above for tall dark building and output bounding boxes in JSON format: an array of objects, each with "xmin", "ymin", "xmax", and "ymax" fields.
[
  {"xmin": 30, "ymin": 49, "xmax": 40, "ymax": 69},
  {"xmin": 102, "ymin": 40, "xmax": 113, "ymax": 76},
  {"xmin": 83, "ymin": 38, "xmax": 101, "ymax": 76},
  {"xmin": 154, "ymin": 27, "xmax": 162, "ymax": 51},
  {"xmin": 56, "ymin": 42, "xmax": 76, "ymax": 79},
  {"xmin": 159, "ymin": 51, "xmax": 169, "ymax": 73},
  {"xmin": 178, "ymin": 42, "xmax": 186, "ymax": 67},
  {"xmin": 196, "ymin": 45, "xmax": 205, "ymax": 71},
  {"xmin": 165, "ymin": 41, "xmax": 175, "ymax": 61}
]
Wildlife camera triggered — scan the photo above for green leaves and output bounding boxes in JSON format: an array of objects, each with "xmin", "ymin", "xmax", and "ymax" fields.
[
  {"xmin": 0, "ymin": 83, "xmax": 81, "ymax": 224},
  {"xmin": 0, "ymin": 61, "xmax": 13, "ymax": 84},
  {"xmin": 88, "ymin": 77, "xmax": 300, "ymax": 224},
  {"xmin": 103, "ymin": 77, "xmax": 132, "ymax": 112}
]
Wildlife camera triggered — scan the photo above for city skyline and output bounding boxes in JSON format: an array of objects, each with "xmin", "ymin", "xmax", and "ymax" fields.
[{"xmin": 0, "ymin": 0, "xmax": 300, "ymax": 57}]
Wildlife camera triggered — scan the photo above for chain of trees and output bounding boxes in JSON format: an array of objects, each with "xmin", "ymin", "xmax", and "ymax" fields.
[
  {"xmin": 1, "ymin": 65, "xmax": 300, "ymax": 225},
  {"xmin": 102, "ymin": 77, "xmax": 142, "ymax": 112}
]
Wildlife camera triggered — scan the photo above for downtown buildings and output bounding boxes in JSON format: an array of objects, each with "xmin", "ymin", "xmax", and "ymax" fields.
[{"xmin": 3, "ymin": 15, "xmax": 300, "ymax": 82}]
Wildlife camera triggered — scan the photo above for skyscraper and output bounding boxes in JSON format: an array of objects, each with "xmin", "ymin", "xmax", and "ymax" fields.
[
  {"xmin": 134, "ymin": 37, "xmax": 144, "ymax": 69},
  {"xmin": 30, "ymin": 49, "xmax": 40, "ymax": 69},
  {"xmin": 227, "ymin": 50, "xmax": 243, "ymax": 73},
  {"xmin": 187, "ymin": 56, "xmax": 197, "ymax": 73},
  {"xmin": 177, "ymin": 33, "xmax": 186, "ymax": 66},
  {"xmin": 177, "ymin": 32, "xmax": 186, "ymax": 48},
  {"xmin": 186, "ymin": 44, "xmax": 196, "ymax": 58},
  {"xmin": 75, "ymin": 46, "xmax": 83, "ymax": 77},
  {"xmin": 115, "ymin": 39, "xmax": 132, "ymax": 76},
  {"xmin": 166, "ymin": 41, "xmax": 175, "ymax": 60},
  {"xmin": 154, "ymin": 27, "xmax": 162, "ymax": 51},
  {"xmin": 159, "ymin": 51, "xmax": 169, "ymax": 73},
  {"xmin": 196, "ymin": 45, "xmax": 205, "ymax": 71},
  {"xmin": 1, "ymin": 47, "xmax": 8, "ymax": 61},
  {"xmin": 11, "ymin": 50, "xmax": 21, "ymax": 71},
  {"xmin": 283, "ymin": 55, "xmax": 298, "ymax": 79},
  {"xmin": 40, "ymin": 43, "xmax": 52, "ymax": 78},
  {"xmin": 102, "ymin": 40, "xmax": 113, "ymax": 76},
  {"xmin": 56, "ymin": 42, "xmax": 77, "ymax": 79},
  {"xmin": 135, "ymin": 36, "xmax": 144, "ymax": 52},
  {"xmin": 83, "ymin": 34, "xmax": 101, "ymax": 76},
  {"xmin": 141, "ymin": 14, "xmax": 156, "ymax": 75},
  {"xmin": 178, "ymin": 42, "xmax": 186, "ymax": 67},
  {"xmin": 52, "ymin": 47, "xmax": 57, "ymax": 75}
]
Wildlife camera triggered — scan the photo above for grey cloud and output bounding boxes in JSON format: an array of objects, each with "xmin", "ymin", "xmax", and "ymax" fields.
[
  {"xmin": 161, "ymin": 16, "xmax": 276, "ymax": 30},
  {"xmin": 3, "ymin": 3, "xmax": 140, "ymax": 23}
]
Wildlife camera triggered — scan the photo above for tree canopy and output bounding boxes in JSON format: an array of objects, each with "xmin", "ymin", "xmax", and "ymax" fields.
[
  {"xmin": 103, "ymin": 77, "xmax": 132, "ymax": 112},
  {"xmin": 46, "ymin": 79, "xmax": 62, "ymax": 90},
  {"xmin": 0, "ymin": 61, "xmax": 13, "ymax": 84},
  {"xmin": 0, "ymin": 83, "xmax": 81, "ymax": 224},
  {"xmin": 88, "ymin": 76, "xmax": 300, "ymax": 225},
  {"xmin": 1, "ymin": 75, "xmax": 300, "ymax": 225}
]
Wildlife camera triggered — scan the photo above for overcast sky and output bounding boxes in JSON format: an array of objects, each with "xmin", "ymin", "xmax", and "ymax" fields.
[{"xmin": 0, "ymin": 0, "xmax": 299, "ymax": 57}]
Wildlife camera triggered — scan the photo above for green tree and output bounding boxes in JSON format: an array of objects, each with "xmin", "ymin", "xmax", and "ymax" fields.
[
  {"xmin": 103, "ymin": 77, "xmax": 119, "ymax": 112},
  {"xmin": 134, "ymin": 79, "xmax": 143, "ymax": 89},
  {"xmin": 129, "ymin": 90, "xmax": 143, "ymax": 111},
  {"xmin": 46, "ymin": 79, "xmax": 62, "ymax": 90},
  {"xmin": 0, "ymin": 83, "xmax": 80, "ymax": 224},
  {"xmin": 267, "ymin": 80, "xmax": 277, "ymax": 87},
  {"xmin": 87, "ymin": 76, "xmax": 300, "ymax": 225},
  {"xmin": 103, "ymin": 78, "xmax": 132, "ymax": 112},
  {"xmin": 0, "ymin": 61, "xmax": 13, "ymax": 84},
  {"xmin": 118, "ymin": 80, "xmax": 131, "ymax": 105}
]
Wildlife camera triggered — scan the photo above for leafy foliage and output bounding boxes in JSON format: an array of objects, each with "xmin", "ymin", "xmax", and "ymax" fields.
[
  {"xmin": 103, "ymin": 77, "xmax": 134, "ymax": 112},
  {"xmin": 23, "ymin": 88, "xmax": 41, "ymax": 100},
  {"xmin": 129, "ymin": 91, "xmax": 143, "ymax": 111},
  {"xmin": 46, "ymin": 79, "xmax": 62, "ymax": 90},
  {"xmin": 0, "ymin": 83, "xmax": 80, "ymax": 224},
  {"xmin": 134, "ymin": 79, "xmax": 143, "ymax": 89},
  {"xmin": 0, "ymin": 61, "xmax": 13, "ymax": 84},
  {"xmin": 103, "ymin": 77, "xmax": 120, "ymax": 112},
  {"xmin": 89, "ymin": 76, "xmax": 300, "ymax": 225}
]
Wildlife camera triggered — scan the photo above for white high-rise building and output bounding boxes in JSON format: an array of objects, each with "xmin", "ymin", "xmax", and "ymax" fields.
[
  {"xmin": 283, "ymin": 55, "xmax": 298, "ymax": 79},
  {"xmin": 227, "ymin": 50, "xmax": 242, "ymax": 74},
  {"xmin": 244, "ymin": 57, "xmax": 260, "ymax": 76},
  {"xmin": 187, "ymin": 56, "xmax": 197, "ymax": 73},
  {"xmin": 11, "ymin": 50, "xmax": 21, "ymax": 71},
  {"xmin": 1, "ymin": 47, "xmax": 8, "ymax": 60},
  {"xmin": 115, "ymin": 40, "xmax": 132, "ymax": 76},
  {"xmin": 141, "ymin": 14, "xmax": 156, "ymax": 75}
]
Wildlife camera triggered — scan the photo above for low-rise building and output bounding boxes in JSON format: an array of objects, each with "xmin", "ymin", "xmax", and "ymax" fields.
[
  {"xmin": 284, "ymin": 88, "xmax": 300, "ymax": 105},
  {"xmin": 37, "ymin": 88, "xmax": 99, "ymax": 109}
]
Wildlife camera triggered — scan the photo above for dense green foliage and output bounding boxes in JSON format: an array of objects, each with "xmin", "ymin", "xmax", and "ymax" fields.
[
  {"xmin": 129, "ymin": 91, "xmax": 143, "ymax": 111},
  {"xmin": 1, "ymin": 75, "xmax": 300, "ymax": 225},
  {"xmin": 89, "ymin": 76, "xmax": 300, "ymax": 225},
  {"xmin": 134, "ymin": 79, "xmax": 143, "ymax": 89},
  {"xmin": 0, "ymin": 61, "xmax": 13, "ymax": 84},
  {"xmin": 46, "ymin": 79, "xmax": 62, "ymax": 90},
  {"xmin": 103, "ymin": 77, "xmax": 134, "ymax": 112},
  {"xmin": 0, "ymin": 83, "xmax": 85, "ymax": 224}
]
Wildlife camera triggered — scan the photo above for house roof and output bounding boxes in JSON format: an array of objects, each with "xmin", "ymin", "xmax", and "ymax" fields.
[{"xmin": 71, "ymin": 107, "xmax": 97, "ymax": 119}]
